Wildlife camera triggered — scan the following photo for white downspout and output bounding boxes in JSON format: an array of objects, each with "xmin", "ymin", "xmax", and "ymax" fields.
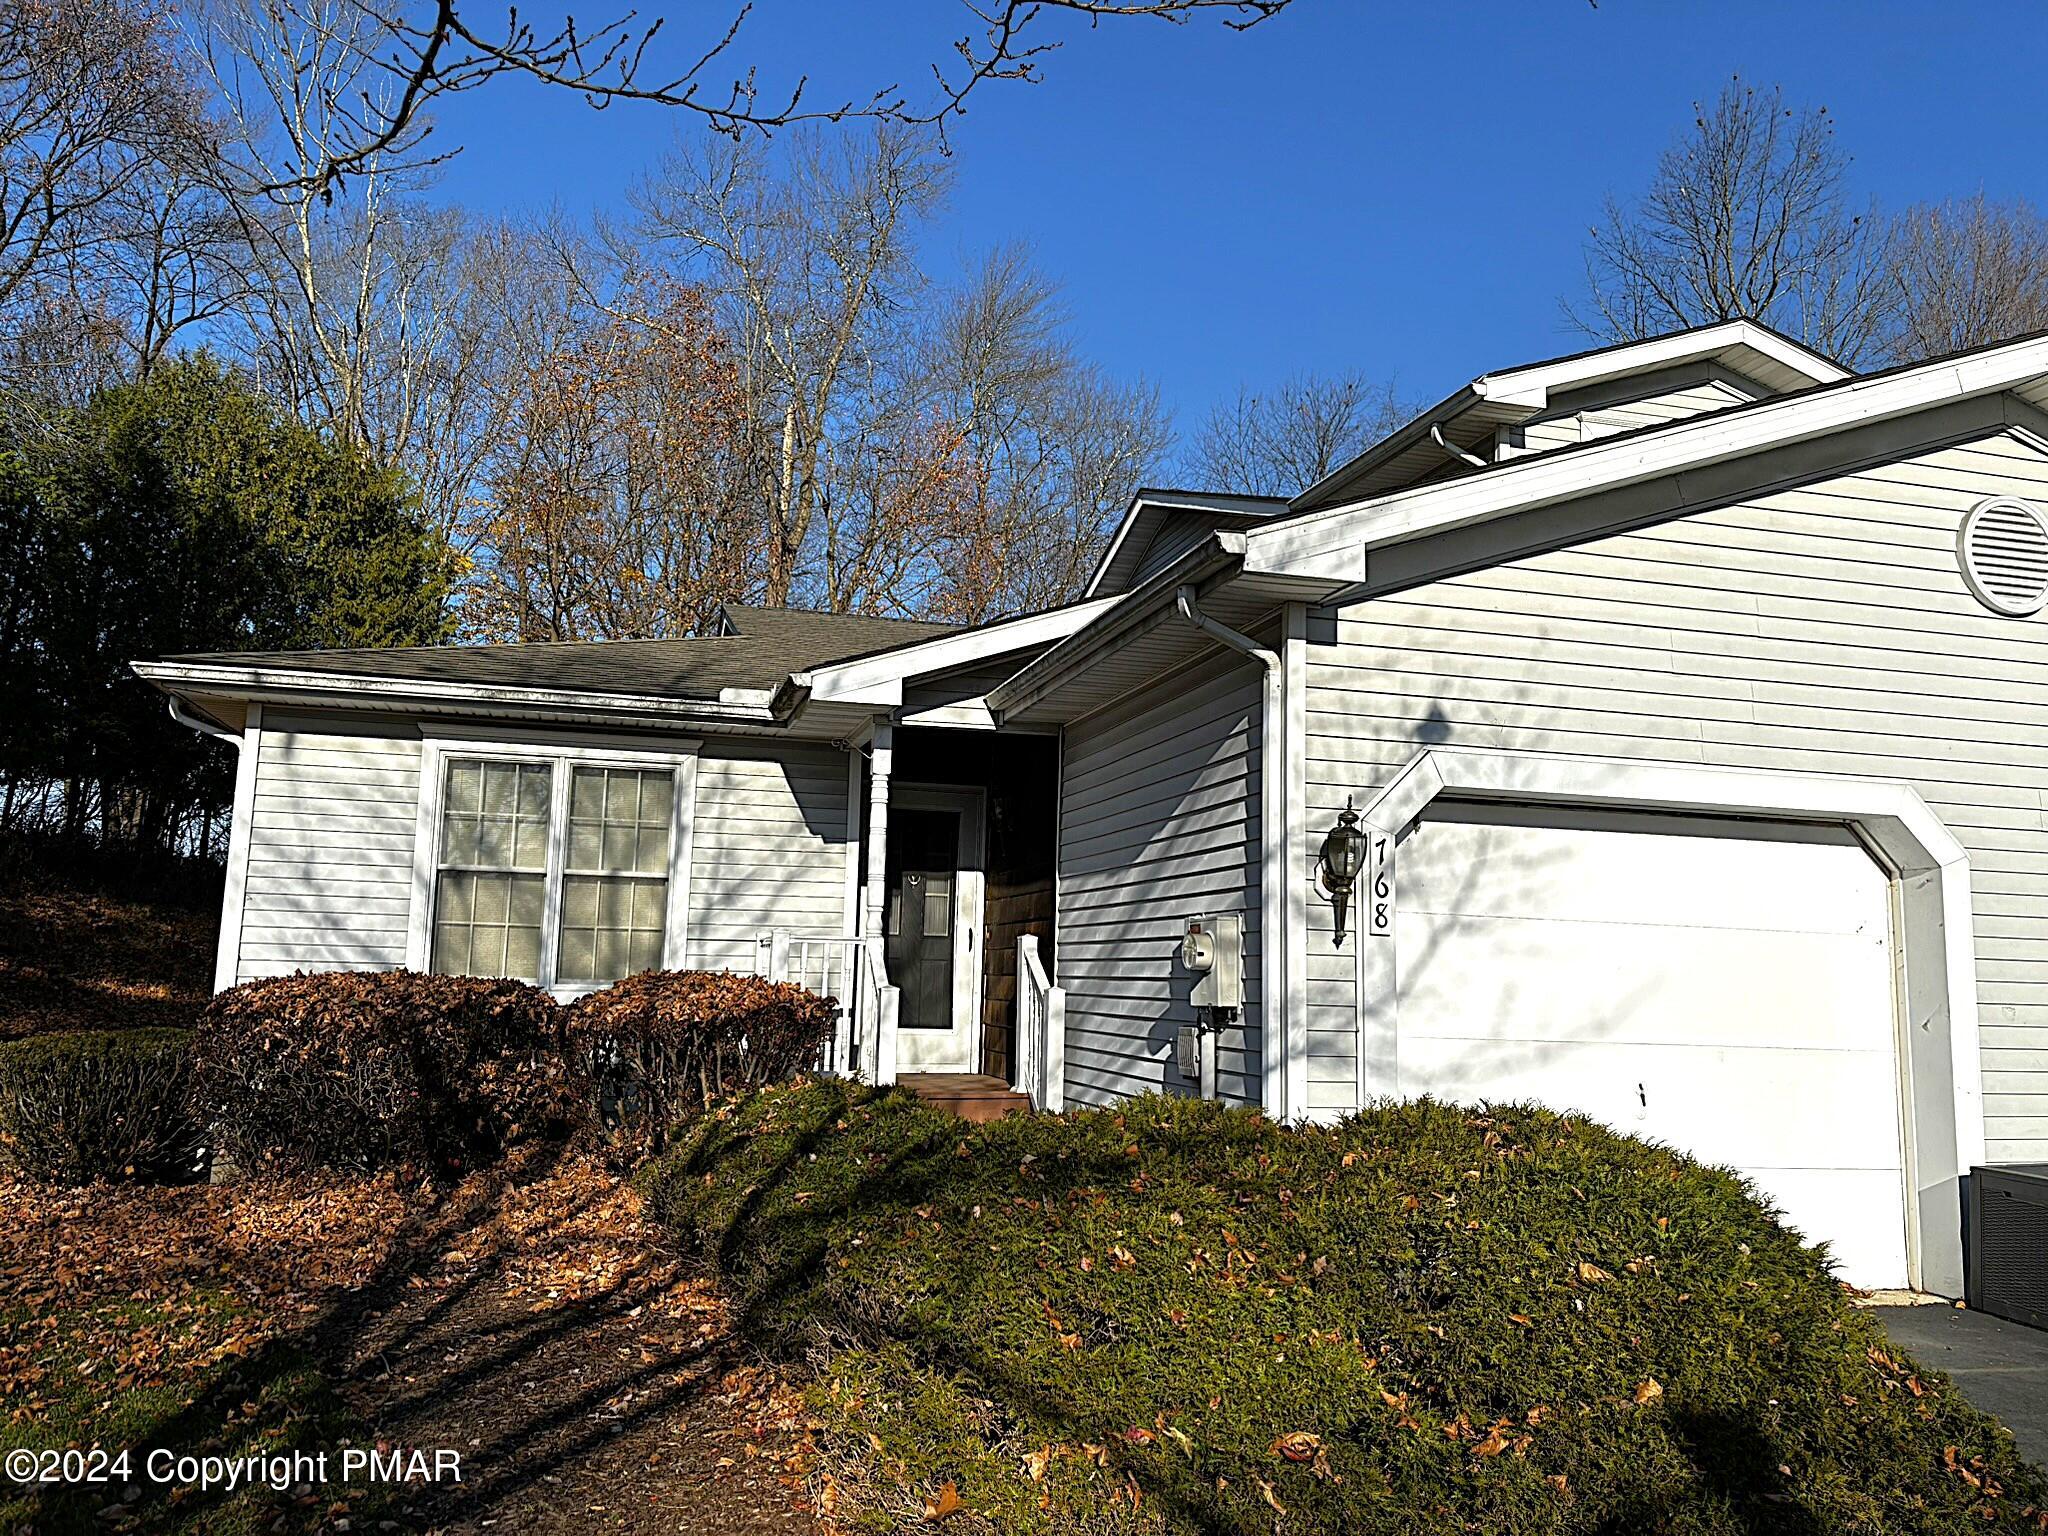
[
  {"xmin": 1430, "ymin": 422, "xmax": 1489, "ymax": 470},
  {"xmin": 1173, "ymin": 586, "xmax": 1289, "ymax": 1120},
  {"xmin": 166, "ymin": 697, "xmax": 258, "ymax": 993},
  {"xmin": 168, "ymin": 697, "xmax": 242, "ymax": 749}
]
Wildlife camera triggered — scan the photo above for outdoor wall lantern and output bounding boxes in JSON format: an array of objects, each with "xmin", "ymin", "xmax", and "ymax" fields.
[{"xmin": 1317, "ymin": 799, "xmax": 1366, "ymax": 939}]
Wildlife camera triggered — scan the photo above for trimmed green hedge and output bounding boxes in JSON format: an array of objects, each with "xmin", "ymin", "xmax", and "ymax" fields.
[
  {"xmin": 644, "ymin": 1082, "xmax": 2048, "ymax": 1534},
  {"xmin": 0, "ymin": 1028, "xmax": 198, "ymax": 1183}
]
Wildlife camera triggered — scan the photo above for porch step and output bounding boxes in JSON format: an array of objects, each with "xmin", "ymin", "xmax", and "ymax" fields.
[{"xmin": 899, "ymin": 1072, "xmax": 1031, "ymax": 1124}]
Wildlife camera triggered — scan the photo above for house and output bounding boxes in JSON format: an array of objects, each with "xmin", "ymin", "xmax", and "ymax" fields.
[{"xmin": 139, "ymin": 317, "xmax": 2048, "ymax": 1301}]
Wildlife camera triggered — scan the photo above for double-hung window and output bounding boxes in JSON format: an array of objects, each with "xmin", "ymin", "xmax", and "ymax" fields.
[{"xmin": 419, "ymin": 744, "xmax": 691, "ymax": 993}]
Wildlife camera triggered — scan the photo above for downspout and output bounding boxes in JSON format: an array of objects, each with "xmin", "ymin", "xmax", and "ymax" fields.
[
  {"xmin": 166, "ymin": 697, "xmax": 254, "ymax": 993},
  {"xmin": 1429, "ymin": 422, "xmax": 1488, "ymax": 470},
  {"xmin": 1172, "ymin": 586, "xmax": 1286, "ymax": 1118},
  {"xmin": 168, "ymin": 697, "xmax": 242, "ymax": 750}
]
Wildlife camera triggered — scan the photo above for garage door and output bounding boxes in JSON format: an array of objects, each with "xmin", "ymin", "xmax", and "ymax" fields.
[{"xmin": 1395, "ymin": 801, "xmax": 1908, "ymax": 1290}]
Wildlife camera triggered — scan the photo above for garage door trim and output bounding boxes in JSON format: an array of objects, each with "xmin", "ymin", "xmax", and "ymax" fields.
[{"xmin": 1354, "ymin": 746, "xmax": 1982, "ymax": 1297}]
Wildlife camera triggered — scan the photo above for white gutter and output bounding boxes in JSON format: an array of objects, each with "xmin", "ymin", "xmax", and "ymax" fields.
[
  {"xmin": 1172, "ymin": 584, "xmax": 1290, "ymax": 1122},
  {"xmin": 168, "ymin": 696, "xmax": 242, "ymax": 749},
  {"xmin": 133, "ymin": 660, "xmax": 782, "ymax": 725}
]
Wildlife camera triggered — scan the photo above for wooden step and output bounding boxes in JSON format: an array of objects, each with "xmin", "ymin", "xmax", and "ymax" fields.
[{"xmin": 898, "ymin": 1072, "xmax": 1032, "ymax": 1123}]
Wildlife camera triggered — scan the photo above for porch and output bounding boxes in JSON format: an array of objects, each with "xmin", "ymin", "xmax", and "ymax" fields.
[{"xmin": 757, "ymin": 725, "xmax": 1067, "ymax": 1110}]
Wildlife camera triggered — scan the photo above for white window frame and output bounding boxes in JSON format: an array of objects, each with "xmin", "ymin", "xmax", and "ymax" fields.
[{"xmin": 406, "ymin": 732, "xmax": 700, "ymax": 999}]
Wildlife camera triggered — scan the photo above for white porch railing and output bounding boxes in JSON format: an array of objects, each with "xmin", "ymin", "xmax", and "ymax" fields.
[
  {"xmin": 1016, "ymin": 933, "xmax": 1065, "ymax": 1111},
  {"xmin": 757, "ymin": 932, "xmax": 899, "ymax": 1083}
]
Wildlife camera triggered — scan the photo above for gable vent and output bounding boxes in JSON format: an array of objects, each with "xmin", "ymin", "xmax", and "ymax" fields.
[{"xmin": 1958, "ymin": 497, "xmax": 2048, "ymax": 617}]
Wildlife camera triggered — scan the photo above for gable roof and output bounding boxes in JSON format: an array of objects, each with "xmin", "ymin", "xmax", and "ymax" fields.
[
  {"xmin": 991, "ymin": 324, "xmax": 2048, "ymax": 725},
  {"xmin": 1084, "ymin": 488, "xmax": 1291, "ymax": 598},
  {"xmin": 1290, "ymin": 319, "xmax": 1851, "ymax": 512}
]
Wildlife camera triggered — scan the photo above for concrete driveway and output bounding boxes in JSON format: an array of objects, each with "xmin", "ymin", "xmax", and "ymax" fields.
[{"xmin": 1875, "ymin": 1304, "xmax": 2048, "ymax": 1467}]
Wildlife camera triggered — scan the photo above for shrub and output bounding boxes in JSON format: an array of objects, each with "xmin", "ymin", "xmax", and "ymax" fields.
[
  {"xmin": 644, "ymin": 1082, "xmax": 2048, "ymax": 1535},
  {"xmin": 0, "ymin": 1028, "xmax": 198, "ymax": 1182},
  {"xmin": 564, "ymin": 970, "xmax": 834, "ymax": 1155},
  {"xmin": 190, "ymin": 971, "xmax": 575, "ymax": 1172}
]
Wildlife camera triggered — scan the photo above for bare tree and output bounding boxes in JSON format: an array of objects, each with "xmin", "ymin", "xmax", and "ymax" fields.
[
  {"xmin": 1568, "ymin": 78, "xmax": 1890, "ymax": 366},
  {"xmin": 202, "ymin": 0, "xmax": 1292, "ymax": 196},
  {"xmin": 0, "ymin": 0, "xmax": 214, "ymax": 408},
  {"xmin": 632, "ymin": 124, "xmax": 947, "ymax": 606},
  {"xmin": 923, "ymin": 245, "xmax": 1168, "ymax": 621},
  {"xmin": 1189, "ymin": 371, "xmax": 1406, "ymax": 498},
  {"xmin": 463, "ymin": 277, "xmax": 764, "ymax": 640},
  {"xmin": 1881, "ymin": 194, "xmax": 2048, "ymax": 363}
]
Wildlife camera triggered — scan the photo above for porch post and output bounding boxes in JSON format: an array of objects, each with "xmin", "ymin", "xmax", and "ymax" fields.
[{"xmin": 861, "ymin": 718, "xmax": 895, "ymax": 1083}]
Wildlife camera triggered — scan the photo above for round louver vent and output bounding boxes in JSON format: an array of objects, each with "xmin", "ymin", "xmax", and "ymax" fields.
[{"xmin": 1958, "ymin": 497, "xmax": 2048, "ymax": 616}]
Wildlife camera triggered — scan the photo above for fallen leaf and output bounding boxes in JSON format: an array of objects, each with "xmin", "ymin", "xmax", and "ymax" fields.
[
  {"xmin": 1634, "ymin": 1378, "xmax": 1664, "ymax": 1406},
  {"xmin": 923, "ymin": 1481, "xmax": 966, "ymax": 1521}
]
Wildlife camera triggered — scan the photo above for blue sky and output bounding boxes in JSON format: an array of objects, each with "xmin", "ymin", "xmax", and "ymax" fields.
[{"xmin": 424, "ymin": 1, "xmax": 2044, "ymax": 432}]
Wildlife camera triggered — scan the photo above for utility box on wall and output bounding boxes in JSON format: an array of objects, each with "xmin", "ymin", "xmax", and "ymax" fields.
[
  {"xmin": 1183, "ymin": 912, "xmax": 1243, "ymax": 1012},
  {"xmin": 1967, "ymin": 1164, "xmax": 2048, "ymax": 1330}
]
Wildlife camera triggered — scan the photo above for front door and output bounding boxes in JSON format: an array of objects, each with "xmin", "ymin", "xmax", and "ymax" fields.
[{"xmin": 886, "ymin": 788, "xmax": 983, "ymax": 1071}]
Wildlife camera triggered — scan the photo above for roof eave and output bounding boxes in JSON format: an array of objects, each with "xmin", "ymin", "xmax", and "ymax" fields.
[{"xmin": 131, "ymin": 660, "xmax": 785, "ymax": 728}]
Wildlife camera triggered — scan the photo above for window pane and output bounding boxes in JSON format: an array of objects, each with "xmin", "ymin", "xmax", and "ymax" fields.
[
  {"xmin": 441, "ymin": 759, "xmax": 550, "ymax": 872},
  {"xmin": 446, "ymin": 762, "xmax": 482, "ymax": 814},
  {"xmin": 431, "ymin": 919, "xmax": 471, "ymax": 976},
  {"xmin": 434, "ymin": 871, "xmax": 544, "ymax": 981},
  {"xmin": 559, "ymin": 928, "xmax": 595, "ymax": 982},
  {"xmin": 558, "ymin": 872, "xmax": 666, "ymax": 984},
  {"xmin": 567, "ymin": 766, "xmax": 673, "ymax": 875},
  {"xmin": 640, "ymin": 774, "xmax": 672, "ymax": 825},
  {"xmin": 561, "ymin": 876, "xmax": 598, "ymax": 928},
  {"xmin": 438, "ymin": 870, "xmax": 473, "ymax": 923},
  {"xmin": 602, "ymin": 824, "xmax": 635, "ymax": 870},
  {"xmin": 472, "ymin": 874, "xmax": 508, "ymax": 924}
]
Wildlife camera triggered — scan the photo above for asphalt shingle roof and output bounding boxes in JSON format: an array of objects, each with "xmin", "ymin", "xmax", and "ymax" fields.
[{"xmin": 166, "ymin": 605, "xmax": 962, "ymax": 700}]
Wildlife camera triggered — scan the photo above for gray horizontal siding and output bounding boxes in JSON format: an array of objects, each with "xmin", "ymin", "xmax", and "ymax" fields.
[
  {"xmin": 236, "ymin": 711, "xmax": 422, "ymax": 982},
  {"xmin": 1303, "ymin": 428, "xmax": 2048, "ymax": 1160},
  {"xmin": 687, "ymin": 740, "xmax": 851, "ymax": 975},
  {"xmin": 1058, "ymin": 658, "xmax": 1263, "ymax": 1108}
]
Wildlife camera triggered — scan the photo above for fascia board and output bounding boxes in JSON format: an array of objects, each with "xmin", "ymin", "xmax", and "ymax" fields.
[{"xmin": 803, "ymin": 597, "xmax": 1118, "ymax": 700}]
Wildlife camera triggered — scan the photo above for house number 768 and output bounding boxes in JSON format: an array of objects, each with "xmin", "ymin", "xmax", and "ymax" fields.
[{"xmin": 1366, "ymin": 833, "xmax": 1394, "ymax": 937}]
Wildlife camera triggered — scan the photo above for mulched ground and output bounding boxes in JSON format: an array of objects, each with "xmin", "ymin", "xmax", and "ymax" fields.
[{"xmin": 0, "ymin": 1148, "xmax": 825, "ymax": 1535}]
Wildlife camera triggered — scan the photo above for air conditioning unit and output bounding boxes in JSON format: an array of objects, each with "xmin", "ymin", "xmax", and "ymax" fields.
[{"xmin": 1967, "ymin": 1165, "xmax": 2048, "ymax": 1329}]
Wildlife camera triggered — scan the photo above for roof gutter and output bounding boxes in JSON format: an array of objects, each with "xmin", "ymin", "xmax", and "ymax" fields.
[
  {"xmin": 132, "ymin": 660, "xmax": 787, "ymax": 728},
  {"xmin": 167, "ymin": 695, "xmax": 243, "ymax": 750}
]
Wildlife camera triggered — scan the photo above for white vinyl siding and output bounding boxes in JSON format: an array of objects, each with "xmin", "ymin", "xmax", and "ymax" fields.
[
  {"xmin": 1504, "ymin": 377, "xmax": 1759, "ymax": 458},
  {"xmin": 1303, "ymin": 428, "xmax": 2048, "ymax": 1161},
  {"xmin": 685, "ymin": 740, "xmax": 853, "ymax": 975},
  {"xmin": 1058, "ymin": 659, "xmax": 1263, "ymax": 1107},
  {"xmin": 235, "ymin": 710, "xmax": 422, "ymax": 982}
]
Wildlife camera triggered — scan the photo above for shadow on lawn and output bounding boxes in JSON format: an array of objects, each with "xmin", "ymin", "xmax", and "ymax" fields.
[
  {"xmin": 671, "ymin": 1083, "xmax": 1874, "ymax": 1536},
  {"xmin": 13, "ymin": 1136, "xmax": 769, "ymax": 1536}
]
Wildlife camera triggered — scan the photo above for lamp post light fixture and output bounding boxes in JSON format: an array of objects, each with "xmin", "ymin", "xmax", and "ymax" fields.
[{"xmin": 1318, "ymin": 798, "xmax": 1367, "ymax": 940}]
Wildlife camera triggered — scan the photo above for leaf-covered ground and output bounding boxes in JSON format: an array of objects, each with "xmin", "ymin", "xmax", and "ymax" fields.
[
  {"xmin": 0, "ymin": 1147, "xmax": 823, "ymax": 1534},
  {"xmin": 645, "ymin": 1080, "xmax": 2048, "ymax": 1536},
  {"xmin": 0, "ymin": 853, "xmax": 217, "ymax": 1041}
]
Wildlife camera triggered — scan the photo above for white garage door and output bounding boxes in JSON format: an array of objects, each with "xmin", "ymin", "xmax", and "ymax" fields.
[{"xmin": 1395, "ymin": 802, "xmax": 1908, "ymax": 1290}]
